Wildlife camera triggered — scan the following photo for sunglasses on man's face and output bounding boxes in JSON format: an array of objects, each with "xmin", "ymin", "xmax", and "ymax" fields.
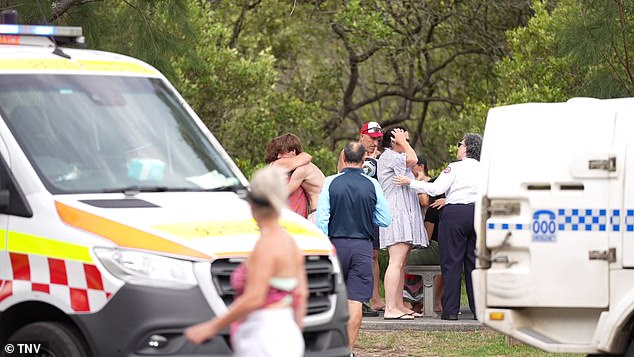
[
  {"xmin": 364, "ymin": 127, "xmax": 382, "ymax": 134},
  {"xmin": 457, "ymin": 142, "xmax": 465, "ymax": 148}
]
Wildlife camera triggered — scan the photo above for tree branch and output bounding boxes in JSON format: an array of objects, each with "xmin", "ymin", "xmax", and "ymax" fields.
[
  {"xmin": 50, "ymin": 0, "xmax": 101, "ymax": 22},
  {"xmin": 615, "ymin": 0, "xmax": 634, "ymax": 90},
  {"xmin": 229, "ymin": 0, "xmax": 261, "ymax": 49}
]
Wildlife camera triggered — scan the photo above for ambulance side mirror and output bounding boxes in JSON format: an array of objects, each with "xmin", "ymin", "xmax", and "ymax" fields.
[
  {"xmin": 0, "ymin": 170, "xmax": 9, "ymax": 210},
  {"xmin": 0, "ymin": 158, "xmax": 31, "ymax": 217}
]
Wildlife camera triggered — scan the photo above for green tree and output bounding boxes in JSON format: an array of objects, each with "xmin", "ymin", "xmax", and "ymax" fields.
[
  {"xmin": 7, "ymin": 0, "xmax": 195, "ymax": 80},
  {"xmin": 5, "ymin": 0, "xmax": 539, "ymax": 175},
  {"xmin": 556, "ymin": 0, "xmax": 634, "ymax": 97},
  {"xmin": 296, "ymin": 0, "xmax": 533, "ymax": 167},
  {"xmin": 169, "ymin": 1, "xmax": 334, "ymax": 177},
  {"xmin": 475, "ymin": 0, "xmax": 634, "ymax": 110}
]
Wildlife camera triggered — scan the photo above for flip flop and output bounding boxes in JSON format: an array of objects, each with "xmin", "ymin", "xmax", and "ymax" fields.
[
  {"xmin": 362, "ymin": 304, "xmax": 379, "ymax": 317},
  {"xmin": 383, "ymin": 313, "xmax": 414, "ymax": 320},
  {"xmin": 408, "ymin": 312, "xmax": 424, "ymax": 318}
]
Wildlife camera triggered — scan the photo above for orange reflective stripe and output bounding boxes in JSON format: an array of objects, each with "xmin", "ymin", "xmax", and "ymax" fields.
[{"xmin": 55, "ymin": 201, "xmax": 210, "ymax": 261}]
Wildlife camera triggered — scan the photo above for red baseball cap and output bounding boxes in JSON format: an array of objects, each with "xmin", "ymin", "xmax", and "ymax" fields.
[{"xmin": 360, "ymin": 121, "xmax": 383, "ymax": 138}]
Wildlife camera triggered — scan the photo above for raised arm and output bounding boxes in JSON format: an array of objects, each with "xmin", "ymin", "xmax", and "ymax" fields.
[
  {"xmin": 393, "ymin": 130, "xmax": 417, "ymax": 168},
  {"xmin": 287, "ymin": 165, "xmax": 309, "ymax": 194},
  {"xmin": 272, "ymin": 152, "xmax": 312, "ymax": 172}
]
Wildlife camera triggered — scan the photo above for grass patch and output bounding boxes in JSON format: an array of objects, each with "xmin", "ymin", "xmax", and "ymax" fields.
[{"xmin": 356, "ymin": 329, "xmax": 584, "ymax": 357}]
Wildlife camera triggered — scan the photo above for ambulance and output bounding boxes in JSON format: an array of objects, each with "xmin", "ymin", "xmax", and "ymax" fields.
[
  {"xmin": 0, "ymin": 13, "xmax": 349, "ymax": 357},
  {"xmin": 473, "ymin": 97, "xmax": 634, "ymax": 355}
]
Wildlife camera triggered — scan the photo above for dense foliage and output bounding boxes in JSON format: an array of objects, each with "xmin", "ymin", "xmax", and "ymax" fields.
[{"xmin": 6, "ymin": 0, "xmax": 633, "ymax": 177}]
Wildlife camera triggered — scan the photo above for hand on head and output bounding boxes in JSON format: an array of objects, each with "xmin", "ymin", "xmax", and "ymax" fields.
[{"xmin": 390, "ymin": 128, "xmax": 409, "ymax": 146}]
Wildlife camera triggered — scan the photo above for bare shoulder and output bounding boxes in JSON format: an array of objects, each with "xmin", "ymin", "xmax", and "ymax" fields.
[
  {"xmin": 295, "ymin": 162, "xmax": 324, "ymax": 178},
  {"xmin": 308, "ymin": 163, "xmax": 325, "ymax": 178},
  {"xmin": 298, "ymin": 163, "xmax": 324, "ymax": 186}
]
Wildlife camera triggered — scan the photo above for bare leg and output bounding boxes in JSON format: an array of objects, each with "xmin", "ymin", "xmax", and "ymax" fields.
[
  {"xmin": 369, "ymin": 249, "xmax": 385, "ymax": 310},
  {"xmin": 399, "ymin": 258, "xmax": 420, "ymax": 315},
  {"xmin": 384, "ymin": 243, "xmax": 412, "ymax": 318},
  {"xmin": 434, "ymin": 275, "xmax": 443, "ymax": 313},
  {"xmin": 347, "ymin": 300, "xmax": 362, "ymax": 352},
  {"xmin": 424, "ymin": 221, "xmax": 435, "ymax": 241}
]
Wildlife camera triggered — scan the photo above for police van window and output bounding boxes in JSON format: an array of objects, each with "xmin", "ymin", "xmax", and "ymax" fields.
[{"xmin": 0, "ymin": 74, "xmax": 241, "ymax": 194}]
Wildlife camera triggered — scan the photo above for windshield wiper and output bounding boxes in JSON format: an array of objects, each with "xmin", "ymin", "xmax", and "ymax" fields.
[
  {"xmin": 102, "ymin": 184, "xmax": 246, "ymax": 195},
  {"xmin": 103, "ymin": 185, "xmax": 169, "ymax": 195},
  {"xmin": 204, "ymin": 184, "xmax": 246, "ymax": 193}
]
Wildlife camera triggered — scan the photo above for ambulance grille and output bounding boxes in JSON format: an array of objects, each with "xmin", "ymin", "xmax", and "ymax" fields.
[{"xmin": 210, "ymin": 255, "xmax": 336, "ymax": 316}]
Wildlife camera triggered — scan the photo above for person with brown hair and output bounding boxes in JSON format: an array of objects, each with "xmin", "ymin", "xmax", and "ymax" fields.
[
  {"xmin": 264, "ymin": 133, "xmax": 325, "ymax": 219},
  {"xmin": 185, "ymin": 166, "xmax": 308, "ymax": 355},
  {"xmin": 377, "ymin": 126, "xmax": 428, "ymax": 320},
  {"xmin": 271, "ymin": 133, "xmax": 325, "ymax": 222}
]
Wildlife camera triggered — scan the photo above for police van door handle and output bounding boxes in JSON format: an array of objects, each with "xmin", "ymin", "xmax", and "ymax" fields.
[
  {"xmin": 588, "ymin": 157, "xmax": 616, "ymax": 172},
  {"xmin": 588, "ymin": 248, "xmax": 616, "ymax": 262},
  {"xmin": 491, "ymin": 255, "xmax": 517, "ymax": 268}
]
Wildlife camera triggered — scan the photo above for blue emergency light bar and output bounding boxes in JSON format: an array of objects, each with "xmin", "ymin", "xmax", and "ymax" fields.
[{"xmin": 0, "ymin": 24, "xmax": 82, "ymax": 37}]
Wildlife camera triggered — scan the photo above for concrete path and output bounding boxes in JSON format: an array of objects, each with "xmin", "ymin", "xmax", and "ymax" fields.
[{"xmin": 361, "ymin": 308, "xmax": 484, "ymax": 332}]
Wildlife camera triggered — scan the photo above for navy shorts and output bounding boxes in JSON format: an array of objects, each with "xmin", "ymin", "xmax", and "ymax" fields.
[{"xmin": 331, "ymin": 238, "xmax": 373, "ymax": 302}]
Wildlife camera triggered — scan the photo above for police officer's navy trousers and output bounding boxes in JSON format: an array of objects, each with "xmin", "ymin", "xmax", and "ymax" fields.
[{"xmin": 438, "ymin": 203, "xmax": 476, "ymax": 316}]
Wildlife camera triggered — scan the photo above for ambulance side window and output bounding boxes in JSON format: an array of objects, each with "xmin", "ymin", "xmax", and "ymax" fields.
[{"xmin": 0, "ymin": 154, "xmax": 32, "ymax": 217}]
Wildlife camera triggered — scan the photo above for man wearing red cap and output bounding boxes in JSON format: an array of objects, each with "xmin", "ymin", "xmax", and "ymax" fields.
[{"xmin": 337, "ymin": 121, "xmax": 386, "ymax": 316}]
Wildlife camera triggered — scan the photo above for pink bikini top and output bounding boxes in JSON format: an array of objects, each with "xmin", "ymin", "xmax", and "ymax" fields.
[{"xmin": 230, "ymin": 263, "xmax": 298, "ymax": 307}]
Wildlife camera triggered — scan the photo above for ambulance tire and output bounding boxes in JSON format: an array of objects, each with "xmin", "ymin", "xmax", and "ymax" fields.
[{"xmin": 8, "ymin": 321, "xmax": 90, "ymax": 357}]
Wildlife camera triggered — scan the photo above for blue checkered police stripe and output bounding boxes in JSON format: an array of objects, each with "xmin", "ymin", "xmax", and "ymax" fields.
[
  {"xmin": 487, "ymin": 209, "xmax": 634, "ymax": 232},
  {"xmin": 486, "ymin": 223, "xmax": 528, "ymax": 231}
]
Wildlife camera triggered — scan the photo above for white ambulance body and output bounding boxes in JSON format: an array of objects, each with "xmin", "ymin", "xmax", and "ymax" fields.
[
  {"xmin": 0, "ymin": 21, "xmax": 349, "ymax": 356},
  {"xmin": 473, "ymin": 97, "xmax": 634, "ymax": 355}
]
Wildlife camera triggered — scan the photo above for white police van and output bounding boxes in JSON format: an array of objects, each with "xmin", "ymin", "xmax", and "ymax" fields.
[
  {"xmin": 0, "ymin": 11, "xmax": 349, "ymax": 357},
  {"xmin": 473, "ymin": 97, "xmax": 634, "ymax": 355}
]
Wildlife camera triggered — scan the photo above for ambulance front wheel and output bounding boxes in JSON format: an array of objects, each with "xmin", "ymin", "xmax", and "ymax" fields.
[{"xmin": 7, "ymin": 321, "xmax": 90, "ymax": 357}]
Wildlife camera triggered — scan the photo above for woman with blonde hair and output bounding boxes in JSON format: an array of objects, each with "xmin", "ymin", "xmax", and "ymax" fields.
[{"xmin": 185, "ymin": 166, "xmax": 308, "ymax": 356}]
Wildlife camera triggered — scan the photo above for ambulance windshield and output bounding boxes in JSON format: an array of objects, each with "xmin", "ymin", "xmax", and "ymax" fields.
[{"xmin": 0, "ymin": 74, "xmax": 243, "ymax": 194}]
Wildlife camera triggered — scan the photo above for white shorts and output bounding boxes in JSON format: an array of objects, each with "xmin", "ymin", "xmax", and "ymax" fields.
[{"xmin": 232, "ymin": 307, "xmax": 304, "ymax": 357}]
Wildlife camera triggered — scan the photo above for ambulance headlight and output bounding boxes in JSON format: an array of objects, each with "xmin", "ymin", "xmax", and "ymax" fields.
[{"xmin": 94, "ymin": 248, "xmax": 197, "ymax": 289}]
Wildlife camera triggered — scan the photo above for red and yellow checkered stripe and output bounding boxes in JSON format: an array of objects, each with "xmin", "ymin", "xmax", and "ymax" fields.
[
  {"xmin": 0, "ymin": 252, "xmax": 112, "ymax": 312},
  {"xmin": 0, "ymin": 229, "xmax": 117, "ymax": 313}
]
